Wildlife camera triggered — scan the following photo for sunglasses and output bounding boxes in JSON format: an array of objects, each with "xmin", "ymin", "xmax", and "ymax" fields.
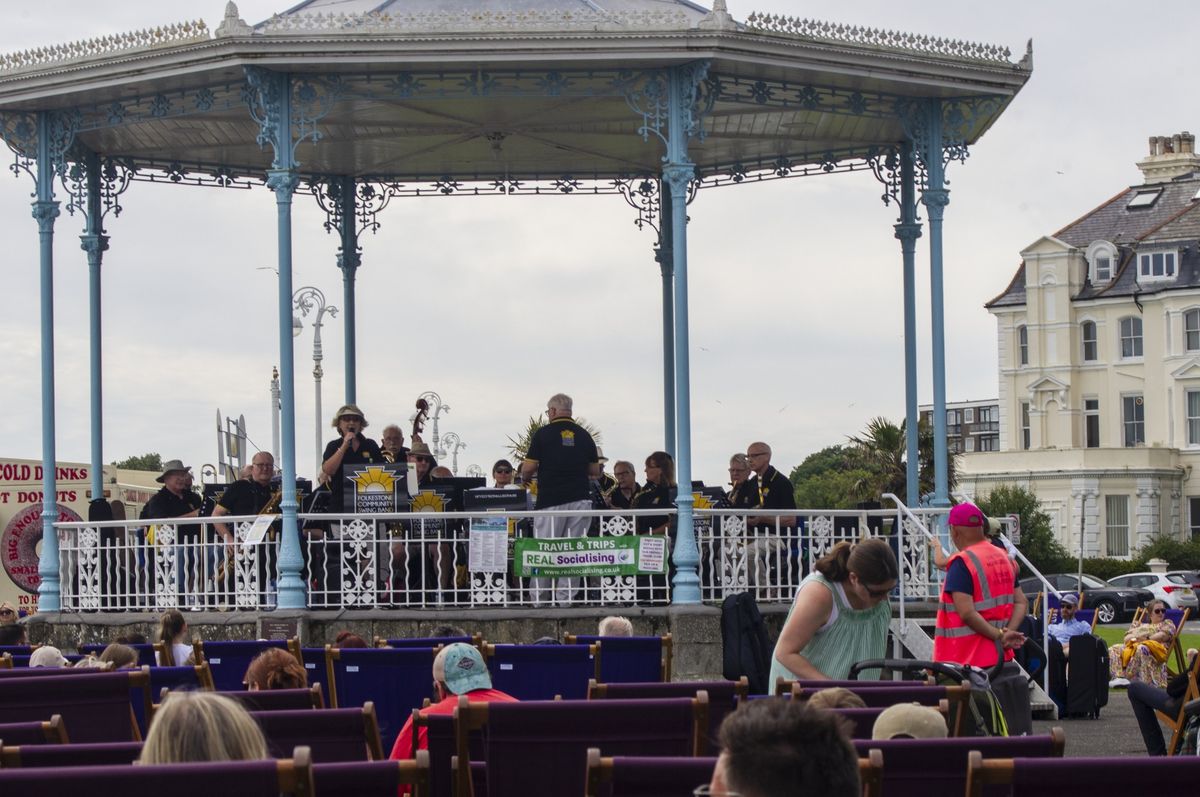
[
  {"xmin": 1151, "ymin": 608, "xmax": 1165, "ymax": 614},
  {"xmin": 494, "ymin": 468, "xmax": 513, "ymax": 475},
  {"xmin": 866, "ymin": 586, "xmax": 892, "ymax": 599}
]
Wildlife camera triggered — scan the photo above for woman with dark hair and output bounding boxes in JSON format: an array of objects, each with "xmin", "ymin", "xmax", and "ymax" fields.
[
  {"xmin": 155, "ymin": 608, "xmax": 193, "ymax": 666},
  {"xmin": 99, "ymin": 643, "xmax": 141, "ymax": 670},
  {"xmin": 633, "ymin": 451, "xmax": 675, "ymax": 535},
  {"xmin": 333, "ymin": 630, "xmax": 369, "ymax": 648},
  {"xmin": 244, "ymin": 647, "xmax": 308, "ymax": 690},
  {"xmin": 1108, "ymin": 598, "xmax": 1176, "ymax": 688},
  {"xmin": 770, "ymin": 538, "xmax": 898, "ymax": 682}
]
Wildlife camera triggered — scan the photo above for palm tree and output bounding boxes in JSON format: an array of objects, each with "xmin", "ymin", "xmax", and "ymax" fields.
[
  {"xmin": 506, "ymin": 414, "xmax": 603, "ymax": 464},
  {"xmin": 847, "ymin": 416, "xmax": 958, "ymax": 503}
]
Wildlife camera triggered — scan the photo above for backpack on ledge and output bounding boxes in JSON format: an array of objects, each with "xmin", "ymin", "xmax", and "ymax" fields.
[{"xmin": 721, "ymin": 592, "xmax": 772, "ymax": 695}]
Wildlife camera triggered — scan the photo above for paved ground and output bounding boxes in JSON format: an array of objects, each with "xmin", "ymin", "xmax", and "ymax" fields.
[{"xmin": 1031, "ymin": 685, "xmax": 1158, "ymax": 757}]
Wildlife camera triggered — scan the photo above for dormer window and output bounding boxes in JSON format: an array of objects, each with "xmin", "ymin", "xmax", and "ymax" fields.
[
  {"xmin": 1127, "ymin": 189, "xmax": 1162, "ymax": 209},
  {"xmin": 1138, "ymin": 249, "xmax": 1177, "ymax": 280},
  {"xmin": 1086, "ymin": 240, "xmax": 1118, "ymax": 284}
]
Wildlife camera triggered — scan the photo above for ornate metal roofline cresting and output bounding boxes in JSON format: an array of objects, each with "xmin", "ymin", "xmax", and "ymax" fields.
[
  {"xmin": 254, "ymin": 9, "xmax": 693, "ymax": 35},
  {"xmin": 0, "ymin": 20, "xmax": 209, "ymax": 75},
  {"xmin": 745, "ymin": 12, "xmax": 1023, "ymax": 66}
]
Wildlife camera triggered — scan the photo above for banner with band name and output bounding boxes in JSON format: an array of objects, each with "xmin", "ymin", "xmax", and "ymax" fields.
[{"xmin": 513, "ymin": 535, "xmax": 666, "ymax": 577}]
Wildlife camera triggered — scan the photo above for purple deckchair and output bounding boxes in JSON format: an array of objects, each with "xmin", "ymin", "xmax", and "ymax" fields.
[
  {"xmin": 216, "ymin": 684, "xmax": 325, "ymax": 710},
  {"xmin": 312, "ymin": 753, "xmax": 430, "ymax": 797},
  {"xmin": 966, "ymin": 753, "xmax": 1200, "ymax": 797},
  {"xmin": 566, "ymin": 634, "xmax": 672, "ymax": 682},
  {"xmin": 485, "ymin": 643, "xmax": 600, "ymax": 700},
  {"xmin": 250, "ymin": 703, "xmax": 383, "ymax": 762},
  {"xmin": 589, "ymin": 677, "xmax": 747, "ymax": 747},
  {"xmin": 0, "ymin": 750, "xmax": 313, "ymax": 797},
  {"xmin": 0, "ymin": 670, "xmax": 149, "ymax": 742},
  {"xmin": 0, "ymin": 716, "xmax": 69, "ymax": 745},
  {"xmin": 453, "ymin": 695, "xmax": 706, "ymax": 797},
  {"xmin": 0, "ymin": 741, "xmax": 143, "ymax": 768},
  {"xmin": 192, "ymin": 639, "xmax": 290, "ymax": 691},
  {"xmin": 854, "ymin": 730, "xmax": 1065, "ymax": 797}
]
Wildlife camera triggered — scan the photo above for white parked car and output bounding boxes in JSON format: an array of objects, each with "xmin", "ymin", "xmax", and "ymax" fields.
[{"xmin": 1107, "ymin": 572, "xmax": 1199, "ymax": 612}]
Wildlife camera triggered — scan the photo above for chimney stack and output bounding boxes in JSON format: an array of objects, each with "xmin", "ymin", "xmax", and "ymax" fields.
[{"xmin": 1137, "ymin": 131, "xmax": 1200, "ymax": 183}]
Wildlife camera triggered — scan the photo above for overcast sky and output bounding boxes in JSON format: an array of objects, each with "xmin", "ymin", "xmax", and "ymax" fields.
[{"xmin": 0, "ymin": 1, "xmax": 1189, "ymax": 489}]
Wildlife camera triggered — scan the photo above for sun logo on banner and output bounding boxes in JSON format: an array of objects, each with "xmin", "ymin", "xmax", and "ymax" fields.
[
  {"xmin": 352, "ymin": 466, "xmax": 396, "ymax": 493},
  {"xmin": 411, "ymin": 491, "xmax": 445, "ymax": 513},
  {"xmin": 693, "ymin": 493, "xmax": 714, "ymax": 510}
]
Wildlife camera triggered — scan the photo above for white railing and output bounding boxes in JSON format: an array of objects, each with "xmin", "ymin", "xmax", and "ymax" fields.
[{"xmin": 55, "ymin": 504, "xmax": 949, "ymax": 612}]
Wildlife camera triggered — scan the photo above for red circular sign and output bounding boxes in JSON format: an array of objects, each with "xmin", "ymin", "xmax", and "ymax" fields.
[{"xmin": 2, "ymin": 502, "xmax": 82, "ymax": 593}]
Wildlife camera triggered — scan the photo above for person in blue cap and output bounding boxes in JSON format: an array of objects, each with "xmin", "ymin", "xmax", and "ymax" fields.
[
  {"xmin": 388, "ymin": 642, "xmax": 516, "ymax": 761},
  {"xmin": 1046, "ymin": 592, "xmax": 1091, "ymax": 657}
]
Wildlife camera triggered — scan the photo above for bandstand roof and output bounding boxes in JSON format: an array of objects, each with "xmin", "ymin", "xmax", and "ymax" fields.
[{"xmin": 0, "ymin": 2, "xmax": 1032, "ymax": 186}]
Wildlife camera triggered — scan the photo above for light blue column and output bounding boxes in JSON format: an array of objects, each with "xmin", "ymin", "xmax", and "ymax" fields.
[
  {"xmin": 895, "ymin": 142, "xmax": 922, "ymax": 507},
  {"xmin": 665, "ymin": 65, "xmax": 700, "ymax": 604},
  {"xmin": 337, "ymin": 175, "xmax": 359, "ymax": 405},
  {"xmin": 657, "ymin": 186, "xmax": 676, "ymax": 458},
  {"xmin": 34, "ymin": 112, "xmax": 63, "ymax": 611},
  {"xmin": 81, "ymin": 150, "xmax": 109, "ymax": 504},
  {"xmin": 247, "ymin": 66, "xmax": 305, "ymax": 609},
  {"xmin": 921, "ymin": 100, "xmax": 950, "ymax": 509}
]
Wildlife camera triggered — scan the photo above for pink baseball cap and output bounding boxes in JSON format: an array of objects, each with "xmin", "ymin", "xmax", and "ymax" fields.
[{"xmin": 948, "ymin": 502, "xmax": 984, "ymax": 528}]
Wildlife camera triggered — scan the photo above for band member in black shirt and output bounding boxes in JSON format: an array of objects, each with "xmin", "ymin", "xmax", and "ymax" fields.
[
  {"xmin": 745, "ymin": 441, "xmax": 797, "ymax": 590},
  {"xmin": 606, "ymin": 460, "xmax": 640, "ymax": 509},
  {"xmin": 320, "ymin": 403, "xmax": 383, "ymax": 516}
]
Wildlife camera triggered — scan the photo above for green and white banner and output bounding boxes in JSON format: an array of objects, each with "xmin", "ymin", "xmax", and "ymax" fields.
[{"xmin": 513, "ymin": 535, "xmax": 667, "ymax": 577}]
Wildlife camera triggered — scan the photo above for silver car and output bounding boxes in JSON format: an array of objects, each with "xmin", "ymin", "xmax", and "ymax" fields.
[{"xmin": 1107, "ymin": 572, "xmax": 1199, "ymax": 611}]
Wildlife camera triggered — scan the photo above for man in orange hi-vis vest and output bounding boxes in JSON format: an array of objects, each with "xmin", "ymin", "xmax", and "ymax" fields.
[{"xmin": 933, "ymin": 502, "xmax": 1027, "ymax": 668}]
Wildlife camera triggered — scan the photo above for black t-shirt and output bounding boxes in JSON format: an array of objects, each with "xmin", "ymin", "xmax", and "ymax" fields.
[
  {"xmin": 525, "ymin": 417, "xmax": 598, "ymax": 509},
  {"xmin": 321, "ymin": 434, "xmax": 384, "ymax": 513},
  {"xmin": 217, "ymin": 479, "xmax": 274, "ymax": 516},
  {"xmin": 728, "ymin": 475, "xmax": 759, "ymax": 510},
  {"xmin": 140, "ymin": 486, "xmax": 203, "ymax": 540},
  {"xmin": 633, "ymin": 481, "xmax": 673, "ymax": 533},
  {"xmin": 755, "ymin": 466, "xmax": 796, "ymax": 533},
  {"xmin": 140, "ymin": 487, "xmax": 202, "ymax": 520},
  {"xmin": 608, "ymin": 483, "xmax": 640, "ymax": 510}
]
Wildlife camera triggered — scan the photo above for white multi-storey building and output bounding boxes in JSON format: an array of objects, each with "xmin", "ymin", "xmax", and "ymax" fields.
[{"xmin": 958, "ymin": 132, "xmax": 1200, "ymax": 556}]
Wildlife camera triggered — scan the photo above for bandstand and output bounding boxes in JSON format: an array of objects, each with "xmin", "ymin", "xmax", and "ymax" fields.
[{"xmin": 0, "ymin": 0, "xmax": 1032, "ymax": 646}]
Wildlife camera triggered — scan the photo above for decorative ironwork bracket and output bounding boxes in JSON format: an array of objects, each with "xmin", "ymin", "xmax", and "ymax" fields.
[
  {"xmin": 60, "ymin": 151, "xmax": 136, "ymax": 226},
  {"xmin": 0, "ymin": 108, "xmax": 80, "ymax": 188}
]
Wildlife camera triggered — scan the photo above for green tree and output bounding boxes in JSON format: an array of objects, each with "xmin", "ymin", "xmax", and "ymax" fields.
[
  {"xmin": 506, "ymin": 414, "xmax": 602, "ymax": 464},
  {"xmin": 976, "ymin": 484, "xmax": 1073, "ymax": 576},
  {"xmin": 111, "ymin": 452, "xmax": 162, "ymax": 472},
  {"xmin": 793, "ymin": 467, "xmax": 876, "ymax": 509},
  {"xmin": 847, "ymin": 416, "xmax": 959, "ymax": 502},
  {"xmin": 789, "ymin": 445, "xmax": 855, "ymax": 485}
]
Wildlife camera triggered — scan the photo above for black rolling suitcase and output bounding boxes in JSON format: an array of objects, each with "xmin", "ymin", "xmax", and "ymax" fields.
[{"xmin": 1064, "ymin": 633, "xmax": 1109, "ymax": 719}]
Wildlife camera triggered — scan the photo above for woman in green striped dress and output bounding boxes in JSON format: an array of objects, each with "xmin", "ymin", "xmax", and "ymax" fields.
[{"xmin": 769, "ymin": 538, "xmax": 897, "ymax": 684}]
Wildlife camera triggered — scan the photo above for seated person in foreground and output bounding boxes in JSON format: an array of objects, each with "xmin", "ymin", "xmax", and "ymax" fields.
[
  {"xmin": 244, "ymin": 647, "xmax": 308, "ymax": 690},
  {"xmin": 598, "ymin": 615, "xmax": 633, "ymax": 637},
  {"xmin": 388, "ymin": 642, "xmax": 517, "ymax": 760},
  {"xmin": 871, "ymin": 702, "xmax": 948, "ymax": 740},
  {"xmin": 140, "ymin": 691, "xmax": 269, "ymax": 764},
  {"xmin": 709, "ymin": 698, "xmax": 859, "ymax": 797},
  {"xmin": 1128, "ymin": 648, "xmax": 1199, "ymax": 755},
  {"xmin": 1109, "ymin": 599, "xmax": 1175, "ymax": 689},
  {"xmin": 1047, "ymin": 592, "xmax": 1092, "ymax": 656}
]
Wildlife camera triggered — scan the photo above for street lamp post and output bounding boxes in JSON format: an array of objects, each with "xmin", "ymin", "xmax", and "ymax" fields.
[
  {"xmin": 414, "ymin": 391, "xmax": 450, "ymax": 459},
  {"xmin": 441, "ymin": 432, "xmax": 465, "ymax": 475},
  {"xmin": 293, "ymin": 287, "xmax": 338, "ymax": 472}
]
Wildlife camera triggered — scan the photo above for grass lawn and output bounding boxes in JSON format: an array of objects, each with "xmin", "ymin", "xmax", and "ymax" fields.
[{"xmin": 1093, "ymin": 625, "xmax": 1199, "ymax": 675}]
